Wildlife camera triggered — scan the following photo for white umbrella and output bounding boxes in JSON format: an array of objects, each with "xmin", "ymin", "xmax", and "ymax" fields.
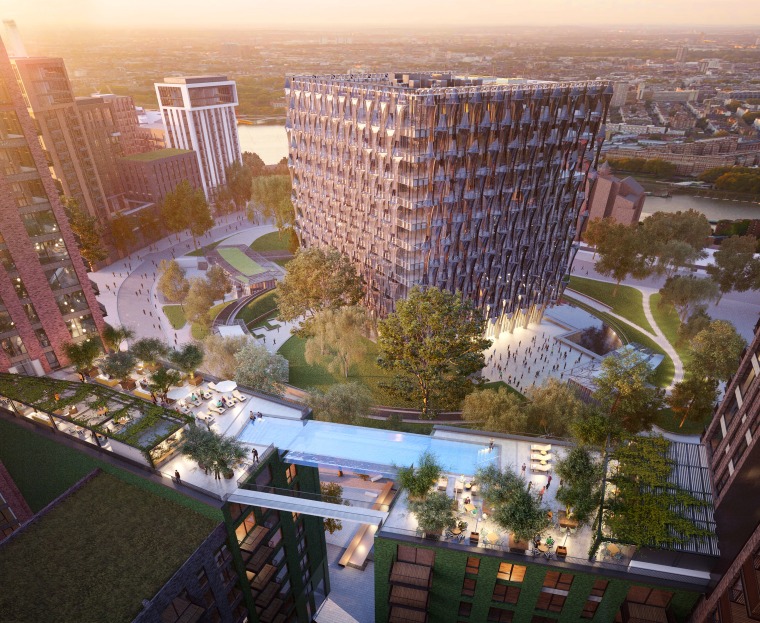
[
  {"xmin": 166, "ymin": 386, "xmax": 191, "ymax": 401},
  {"xmin": 215, "ymin": 380, "xmax": 237, "ymax": 393}
]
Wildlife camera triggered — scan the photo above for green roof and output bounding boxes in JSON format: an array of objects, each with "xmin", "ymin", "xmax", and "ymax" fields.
[
  {"xmin": 218, "ymin": 247, "xmax": 265, "ymax": 276},
  {"xmin": 0, "ymin": 472, "xmax": 217, "ymax": 623},
  {"xmin": 123, "ymin": 148, "xmax": 194, "ymax": 162}
]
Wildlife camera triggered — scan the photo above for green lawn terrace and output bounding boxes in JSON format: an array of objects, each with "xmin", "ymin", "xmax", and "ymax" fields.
[
  {"xmin": 379, "ymin": 428, "xmax": 718, "ymax": 590},
  {"xmin": 207, "ymin": 244, "xmax": 280, "ymax": 296},
  {"xmin": 0, "ymin": 471, "xmax": 217, "ymax": 623},
  {"xmin": 0, "ymin": 373, "xmax": 191, "ymax": 466}
]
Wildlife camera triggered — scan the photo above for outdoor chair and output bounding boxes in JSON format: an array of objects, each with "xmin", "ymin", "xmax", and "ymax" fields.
[
  {"xmin": 208, "ymin": 382, "xmax": 220, "ymax": 392},
  {"xmin": 232, "ymin": 390, "xmax": 246, "ymax": 402}
]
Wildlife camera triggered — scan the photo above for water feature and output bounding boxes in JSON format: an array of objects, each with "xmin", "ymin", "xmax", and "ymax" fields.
[
  {"xmin": 642, "ymin": 194, "xmax": 760, "ymax": 222},
  {"xmin": 237, "ymin": 124, "xmax": 287, "ymax": 164}
]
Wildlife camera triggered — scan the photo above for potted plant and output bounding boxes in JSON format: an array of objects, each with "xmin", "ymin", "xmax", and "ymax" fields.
[
  {"xmin": 169, "ymin": 344, "xmax": 205, "ymax": 386},
  {"xmin": 396, "ymin": 451, "xmax": 442, "ymax": 502},
  {"xmin": 131, "ymin": 338, "xmax": 168, "ymax": 371},
  {"xmin": 147, "ymin": 366, "xmax": 182, "ymax": 402},
  {"xmin": 63, "ymin": 339, "xmax": 102, "ymax": 378},
  {"xmin": 181, "ymin": 424, "xmax": 246, "ymax": 480},
  {"xmin": 102, "ymin": 324, "xmax": 135, "ymax": 353},
  {"xmin": 100, "ymin": 351, "xmax": 137, "ymax": 390},
  {"xmin": 410, "ymin": 491, "xmax": 457, "ymax": 538}
]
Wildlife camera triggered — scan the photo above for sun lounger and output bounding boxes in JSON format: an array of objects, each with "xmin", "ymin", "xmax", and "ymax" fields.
[
  {"xmin": 209, "ymin": 403, "xmax": 225, "ymax": 415},
  {"xmin": 232, "ymin": 390, "xmax": 247, "ymax": 402},
  {"xmin": 208, "ymin": 382, "xmax": 220, "ymax": 392}
]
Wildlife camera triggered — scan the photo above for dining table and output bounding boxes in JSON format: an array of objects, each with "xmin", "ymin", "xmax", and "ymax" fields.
[
  {"xmin": 464, "ymin": 503, "xmax": 476, "ymax": 514},
  {"xmin": 487, "ymin": 532, "xmax": 499, "ymax": 544}
]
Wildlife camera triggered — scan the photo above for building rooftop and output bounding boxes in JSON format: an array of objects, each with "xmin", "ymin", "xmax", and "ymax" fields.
[
  {"xmin": 0, "ymin": 471, "xmax": 217, "ymax": 623},
  {"xmin": 122, "ymin": 148, "xmax": 193, "ymax": 163},
  {"xmin": 161, "ymin": 75, "xmax": 229, "ymax": 85}
]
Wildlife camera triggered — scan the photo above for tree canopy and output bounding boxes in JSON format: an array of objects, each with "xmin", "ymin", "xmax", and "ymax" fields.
[
  {"xmin": 688, "ymin": 320, "xmax": 746, "ymax": 382},
  {"xmin": 234, "ymin": 342, "xmax": 289, "ymax": 395},
  {"xmin": 169, "ymin": 343, "xmax": 204, "ymax": 377},
  {"xmin": 706, "ymin": 235, "xmax": 760, "ymax": 304},
  {"xmin": 275, "ymin": 247, "xmax": 365, "ymax": 334},
  {"xmin": 157, "ymin": 260, "xmax": 189, "ymax": 304},
  {"xmin": 658, "ymin": 276, "xmax": 719, "ymax": 322},
  {"xmin": 377, "ymin": 286, "xmax": 492, "ymax": 417},
  {"xmin": 461, "ymin": 387, "xmax": 526, "ymax": 434},
  {"xmin": 306, "ymin": 382, "xmax": 373, "ymax": 425},
  {"xmin": 667, "ymin": 375, "xmax": 719, "ymax": 429},
  {"xmin": 63, "ymin": 339, "xmax": 102, "ymax": 372},
  {"xmin": 205, "ymin": 265, "xmax": 232, "ymax": 302},
  {"xmin": 224, "ymin": 161, "xmax": 253, "ymax": 212},
  {"xmin": 583, "ymin": 218, "xmax": 648, "ymax": 295},
  {"xmin": 62, "ymin": 196, "xmax": 108, "ymax": 268},
  {"xmin": 130, "ymin": 338, "xmax": 168, "ymax": 365},
  {"xmin": 183, "ymin": 278, "xmax": 216, "ymax": 328},
  {"xmin": 108, "ymin": 214, "xmax": 136, "ymax": 255},
  {"xmin": 100, "ymin": 351, "xmax": 136, "ymax": 382},
  {"xmin": 182, "ymin": 425, "xmax": 246, "ymax": 480},
  {"xmin": 147, "ymin": 366, "xmax": 182, "ymax": 400},
  {"xmin": 249, "ymin": 175, "xmax": 294, "ymax": 232},
  {"xmin": 554, "ymin": 447, "xmax": 603, "ymax": 525},
  {"xmin": 102, "ymin": 324, "xmax": 134, "ymax": 352},
  {"xmin": 524, "ymin": 379, "xmax": 589, "ymax": 438},
  {"xmin": 304, "ymin": 306, "xmax": 372, "ymax": 377},
  {"xmin": 202, "ymin": 334, "xmax": 249, "ymax": 379}
]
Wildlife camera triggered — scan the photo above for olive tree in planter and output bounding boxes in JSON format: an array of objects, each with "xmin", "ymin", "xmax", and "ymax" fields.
[
  {"xmin": 63, "ymin": 339, "xmax": 102, "ymax": 376},
  {"xmin": 181, "ymin": 424, "xmax": 247, "ymax": 480},
  {"xmin": 100, "ymin": 351, "xmax": 136, "ymax": 389},
  {"xmin": 395, "ymin": 451, "xmax": 442, "ymax": 502},
  {"xmin": 410, "ymin": 491, "xmax": 457, "ymax": 538},
  {"xmin": 131, "ymin": 338, "xmax": 168, "ymax": 368},
  {"xmin": 147, "ymin": 366, "xmax": 182, "ymax": 401},
  {"xmin": 169, "ymin": 343, "xmax": 204, "ymax": 385}
]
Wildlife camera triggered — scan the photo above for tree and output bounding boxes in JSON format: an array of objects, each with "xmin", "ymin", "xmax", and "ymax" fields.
[
  {"xmin": 658, "ymin": 276, "xmax": 719, "ymax": 322},
  {"xmin": 524, "ymin": 379, "xmax": 589, "ymax": 438},
  {"xmin": 569, "ymin": 407, "xmax": 621, "ymax": 448},
  {"xmin": 203, "ymin": 334, "xmax": 250, "ymax": 379},
  {"xmin": 377, "ymin": 287, "xmax": 492, "ymax": 417},
  {"xmin": 249, "ymin": 175, "xmax": 294, "ymax": 233},
  {"xmin": 183, "ymin": 278, "xmax": 216, "ymax": 329},
  {"xmin": 306, "ymin": 383, "xmax": 373, "ymax": 425},
  {"xmin": 476, "ymin": 464, "xmax": 525, "ymax": 507},
  {"xmin": 655, "ymin": 240, "xmax": 704, "ymax": 278},
  {"xmin": 130, "ymin": 338, "xmax": 168, "ymax": 365},
  {"xmin": 157, "ymin": 260, "xmax": 189, "ymax": 304},
  {"xmin": 603, "ymin": 435, "xmax": 711, "ymax": 550},
  {"xmin": 492, "ymin": 487, "xmax": 551, "ymax": 542},
  {"xmin": 63, "ymin": 339, "xmax": 102, "ymax": 373},
  {"xmin": 395, "ymin": 451, "xmax": 442, "ymax": 501},
  {"xmin": 214, "ymin": 185, "xmax": 236, "ymax": 216},
  {"xmin": 160, "ymin": 180, "xmax": 194, "ymax": 235},
  {"xmin": 583, "ymin": 219, "xmax": 649, "ymax": 296},
  {"xmin": 234, "ymin": 342, "xmax": 289, "ymax": 395},
  {"xmin": 593, "ymin": 349, "xmax": 664, "ymax": 434},
  {"xmin": 321, "ymin": 482, "xmax": 348, "ymax": 534},
  {"xmin": 102, "ymin": 324, "xmax": 134, "ymax": 352},
  {"xmin": 62, "ymin": 196, "xmax": 108, "ymax": 268},
  {"xmin": 706, "ymin": 235, "xmax": 760, "ymax": 304},
  {"xmin": 640, "ymin": 209, "xmax": 711, "ymax": 252},
  {"xmin": 668, "ymin": 375, "xmax": 719, "ymax": 428},
  {"xmin": 186, "ymin": 187, "xmax": 214, "ymax": 248},
  {"xmin": 108, "ymin": 214, "xmax": 136, "ymax": 255},
  {"xmin": 225, "ymin": 161, "xmax": 253, "ymax": 212},
  {"xmin": 147, "ymin": 365, "xmax": 182, "ymax": 400},
  {"xmin": 205, "ymin": 265, "xmax": 232, "ymax": 302},
  {"xmin": 169, "ymin": 343, "xmax": 204, "ymax": 379},
  {"xmin": 409, "ymin": 492, "xmax": 457, "ymax": 536},
  {"xmin": 242, "ymin": 151, "xmax": 266, "ymax": 176},
  {"xmin": 688, "ymin": 320, "xmax": 746, "ymax": 382},
  {"xmin": 100, "ymin": 351, "xmax": 136, "ymax": 384},
  {"xmin": 182, "ymin": 425, "xmax": 246, "ymax": 480},
  {"xmin": 276, "ymin": 247, "xmax": 365, "ymax": 334},
  {"xmin": 554, "ymin": 447, "xmax": 602, "ymax": 525},
  {"xmin": 677, "ymin": 306, "xmax": 711, "ymax": 345},
  {"xmin": 304, "ymin": 307, "xmax": 371, "ymax": 377},
  {"xmin": 461, "ymin": 387, "xmax": 526, "ymax": 434}
]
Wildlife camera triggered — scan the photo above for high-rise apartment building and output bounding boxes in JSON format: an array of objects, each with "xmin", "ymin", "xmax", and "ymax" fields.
[
  {"xmin": 691, "ymin": 317, "xmax": 760, "ymax": 623},
  {"xmin": 10, "ymin": 55, "xmax": 112, "ymax": 222},
  {"xmin": 155, "ymin": 75, "xmax": 241, "ymax": 199},
  {"xmin": 120, "ymin": 148, "xmax": 203, "ymax": 205},
  {"xmin": 0, "ymin": 36, "xmax": 105, "ymax": 374},
  {"xmin": 286, "ymin": 73, "xmax": 611, "ymax": 334}
]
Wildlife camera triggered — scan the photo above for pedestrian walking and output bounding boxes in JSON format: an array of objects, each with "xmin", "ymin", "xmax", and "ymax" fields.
[
  {"xmin": 527, "ymin": 480, "xmax": 533, "ymax": 491},
  {"xmin": 174, "ymin": 470, "xmax": 182, "ymax": 485},
  {"xmin": 521, "ymin": 463, "xmax": 526, "ymax": 475},
  {"xmin": 252, "ymin": 448, "xmax": 259, "ymax": 463},
  {"xmin": 538, "ymin": 486, "xmax": 545, "ymax": 501},
  {"xmin": 547, "ymin": 474, "xmax": 552, "ymax": 489}
]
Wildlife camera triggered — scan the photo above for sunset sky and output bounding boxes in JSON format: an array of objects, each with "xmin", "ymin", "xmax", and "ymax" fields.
[{"xmin": 1, "ymin": 0, "xmax": 756, "ymax": 30}]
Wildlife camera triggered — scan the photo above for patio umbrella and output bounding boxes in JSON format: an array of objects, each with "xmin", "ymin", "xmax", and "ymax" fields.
[
  {"xmin": 215, "ymin": 380, "xmax": 237, "ymax": 393},
  {"xmin": 166, "ymin": 386, "xmax": 192, "ymax": 401}
]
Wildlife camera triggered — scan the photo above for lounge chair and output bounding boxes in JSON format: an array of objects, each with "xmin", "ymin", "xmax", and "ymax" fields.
[
  {"xmin": 209, "ymin": 403, "xmax": 225, "ymax": 415},
  {"xmin": 208, "ymin": 382, "xmax": 220, "ymax": 393},
  {"xmin": 232, "ymin": 390, "xmax": 247, "ymax": 402}
]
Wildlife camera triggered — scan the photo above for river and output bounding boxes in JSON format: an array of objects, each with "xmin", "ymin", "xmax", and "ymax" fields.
[
  {"xmin": 237, "ymin": 124, "xmax": 288, "ymax": 165},
  {"xmin": 236, "ymin": 124, "xmax": 760, "ymax": 222}
]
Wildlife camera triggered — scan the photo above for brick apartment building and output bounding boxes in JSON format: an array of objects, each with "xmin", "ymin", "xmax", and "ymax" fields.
[{"xmin": 119, "ymin": 148, "xmax": 202, "ymax": 205}]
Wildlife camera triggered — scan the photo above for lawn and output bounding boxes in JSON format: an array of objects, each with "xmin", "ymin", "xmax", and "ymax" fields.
[
  {"xmin": 278, "ymin": 335, "xmax": 415, "ymax": 407},
  {"xmin": 162, "ymin": 305, "xmax": 186, "ymax": 329},
  {"xmin": 0, "ymin": 471, "xmax": 217, "ymax": 623},
  {"xmin": 563, "ymin": 295, "xmax": 674, "ymax": 388},
  {"xmin": 250, "ymin": 231, "xmax": 291, "ymax": 253},
  {"xmin": 218, "ymin": 247, "xmax": 264, "ymax": 276},
  {"xmin": 568, "ymin": 276, "xmax": 654, "ymax": 334},
  {"xmin": 191, "ymin": 300, "xmax": 234, "ymax": 341},
  {"xmin": 655, "ymin": 407, "xmax": 708, "ymax": 436},
  {"xmin": 238, "ymin": 290, "xmax": 278, "ymax": 326},
  {"xmin": 650, "ymin": 293, "xmax": 692, "ymax": 367}
]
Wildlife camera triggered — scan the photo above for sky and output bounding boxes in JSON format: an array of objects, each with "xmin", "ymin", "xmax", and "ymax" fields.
[{"xmin": 1, "ymin": 0, "xmax": 757, "ymax": 30}]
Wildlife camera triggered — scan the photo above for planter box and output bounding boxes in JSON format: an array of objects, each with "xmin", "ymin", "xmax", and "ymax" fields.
[
  {"xmin": 121, "ymin": 378, "xmax": 137, "ymax": 391},
  {"xmin": 188, "ymin": 375, "xmax": 203, "ymax": 387}
]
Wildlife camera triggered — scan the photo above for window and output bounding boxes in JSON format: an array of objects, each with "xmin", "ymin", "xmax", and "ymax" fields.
[
  {"xmin": 45, "ymin": 265, "xmax": 79, "ymax": 290},
  {"xmin": 286, "ymin": 463, "xmax": 297, "ymax": 484},
  {"xmin": 466, "ymin": 557, "xmax": 480, "ymax": 575},
  {"xmin": 462, "ymin": 578, "xmax": 476, "ymax": 597},
  {"xmin": 1, "ymin": 336, "xmax": 26, "ymax": 358},
  {"xmin": 160, "ymin": 591, "xmax": 204, "ymax": 623},
  {"xmin": 22, "ymin": 210, "xmax": 59, "ymax": 237},
  {"xmin": 729, "ymin": 577, "xmax": 745, "ymax": 605},
  {"xmin": 543, "ymin": 572, "xmax": 574, "ymax": 591},
  {"xmin": 0, "ymin": 248, "xmax": 14, "ymax": 270},
  {"xmin": 297, "ymin": 535, "xmax": 307, "ymax": 555},
  {"xmin": 235, "ymin": 510, "xmax": 257, "ymax": 543},
  {"xmin": 497, "ymin": 563, "xmax": 526, "ymax": 582},
  {"xmin": 35, "ymin": 328, "xmax": 50, "ymax": 347},
  {"xmin": 492, "ymin": 584, "xmax": 520, "ymax": 604},
  {"xmin": 581, "ymin": 599, "xmax": 600, "ymax": 619},
  {"xmin": 255, "ymin": 464, "xmax": 272, "ymax": 488},
  {"xmin": 299, "ymin": 552, "xmax": 309, "ymax": 571},
  {"xmin": 22, "ymin": 303, "xmax": 38, "ymax": 323},
  {"xmin": 488, "ymin": 608, "xmax": 515, "ymax": 623},
  {"xmin": 215, "ymin": 544, "xmax": 232, "ymax": 567},
  {"xmin": 35, "ymin": 238, "xmax": 69, "ymax": 264},
  {"xmin": 268, "ymin": 528, "xmax": 283, "ymax": 549},
  {"xmin": 67, "ymin": 315, "xmax": 96, "ymax": 339},
  {"xmin": 535, "ymin": 591, "xmax": 566, "ymax": 613},
  {"xmin": 0, "ymin": 310, "xmax": 13, "ymax": 333},
  {"xmin": 458, "ymin": 602, "xmax": 472, "ymax": 617}
]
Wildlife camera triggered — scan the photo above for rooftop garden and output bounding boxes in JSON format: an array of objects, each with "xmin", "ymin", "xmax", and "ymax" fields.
[
  {"xmin": 122, "ymin": 148, "xmax": 193, "ymax": 162},
  {"xmin": 0, "ymin": 472, "xmax": 217, "ymax": 623}
]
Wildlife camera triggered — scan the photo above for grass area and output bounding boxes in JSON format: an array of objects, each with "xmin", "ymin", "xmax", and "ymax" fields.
[
  {"xmin": 0, "ymin": 471, "xmax": 217, "ymax": 623},
  {"xmin": 186, "ymin": 235, "xmax": 232, "ymax": 257},
  {"xmin": 250, "ymin": 231, "xmax": 291, "ymax": 253},
  {"xmin": 218, "ymin": 247, "xmax": 264, "ymax": 276},
  {"xmin": 162, "ymin": 305, "xmax": 186, "ymax": 329},
  {"xmin": 274, "ymin": 258, "xmax": 292, "ymax": 268},
  {"xmin": 568, "ymin": 276, "xmax": 654, "ymax": 334},
  {"xmin": 655, "ymin": 407, "xmax": 707, "ymax": 436},
  {"xmin": 238, "ymin": 290, "xmax": 278, "ymax": 326},
  {"xmin": 481, "ymin": 381, "xmax": 526, "ymax": 399},
  {"xmin": 564, "ymin": 295, "xmax": 674, "ymax": 388},
  {"xmin": 0, "ymin": 417, "xmax": 221, "ymax": 519},
  {"xmin": 278, "ymin": 335, "xmax": 415, "ymax": 407},
  {"xmin": 122, "ymin": 147, "xmax": 192, "ymax": 162},
  {"xmin": 650, "ymin": 293, "xmax": 692, "ymax": 368},
  {"xmin": 191, "ymin": 300, "xmax": 234, "ymax": 341}
]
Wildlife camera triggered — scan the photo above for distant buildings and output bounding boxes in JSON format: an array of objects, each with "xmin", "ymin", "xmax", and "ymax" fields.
[
  {"xmin": 286, "ymin": 72, "xmax": 611, "ymax": 334},
  {"xmin": 581, "ymin": 163, "xmax": 646, "ymax": 230},
  {"xmin": 155, "ymin": 75, "xmax": 242, "ymax": 199},
  {"xmin": 119, "ymin": 148, "xmax": 202, "ymax": 205},
  {"xmin": 0, "ymin": 35, "xmax": 105, "ymax": 373}
]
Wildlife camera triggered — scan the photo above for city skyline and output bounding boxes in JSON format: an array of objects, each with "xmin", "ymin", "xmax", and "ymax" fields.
[{"xmin": 2, "ymin": 0, "xmax": 760, "ymax": 30}]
